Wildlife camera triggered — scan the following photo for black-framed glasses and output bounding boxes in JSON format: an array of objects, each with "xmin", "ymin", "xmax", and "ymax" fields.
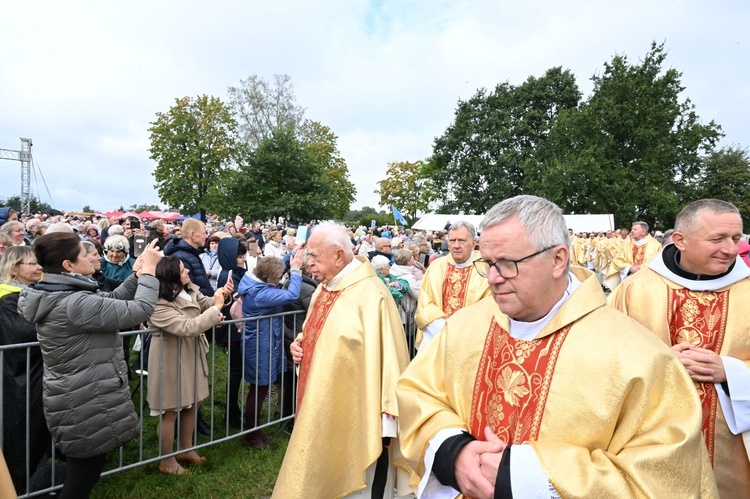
[{"xmin": 473, "ymin": 246, "xmax": 557, "ymax": 279}]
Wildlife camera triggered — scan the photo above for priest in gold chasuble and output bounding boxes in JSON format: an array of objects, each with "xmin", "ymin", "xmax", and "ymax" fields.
[
  {"xmin": 610, "ymin": 199, "xmax": 750, "ymax": 499},
  {"xmin": 604, "ymin": 221, "xmax": 662, "ymax": 290},
  {"xmin": 397, "ymin": 195, "xmax": 717, "ymax": 499},
  {"xmin": 415, "ymin": 221, "xmax": 489, "ymax": 351},
  {"xmin": 273, "ymin": 223, "xmax": 410, "ymax": 499}
]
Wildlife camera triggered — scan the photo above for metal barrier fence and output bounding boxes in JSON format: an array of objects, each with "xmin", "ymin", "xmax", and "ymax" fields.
[
  {"xmin": 1, "ymin": 304, "xmax": 419, "ymax": 497},
  {"xmin": 0, "ymin": 310, "xmax": 305, "ymax": 498}
]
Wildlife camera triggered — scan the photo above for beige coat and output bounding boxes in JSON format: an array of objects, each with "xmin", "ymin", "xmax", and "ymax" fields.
[{"xmin": 147, "ymin": 283, "xmax": 220, "ymax": 412}]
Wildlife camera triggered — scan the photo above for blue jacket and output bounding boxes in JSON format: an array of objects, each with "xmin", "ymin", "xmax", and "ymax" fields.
[
  {"xmin": 237, "ymin": 270, "xmax": 301, "ymax": 386},
  {"xmin": 164, "ymin": 238, "xmax": 214, "ymax": 297},
  {"xmin": 216, "ymin": 237, "xmax": 246, "ymax": 344}
]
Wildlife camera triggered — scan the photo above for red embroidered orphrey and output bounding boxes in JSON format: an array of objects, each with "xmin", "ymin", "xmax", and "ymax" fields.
[
  {"xmin": 442, "ymin": 265, "xmax": 472, "ymax": 318},
  {"xmin": 667, "ymin": 287, "xmax": 730, "ymax": 465},
  {"xmin": 632, "ymin": 244, "xmax": 647, "ymax": 267},
  {"xmin": 470, "ymin": 319, "xmax": 571, "ymax": 443},
  {"xmin": 296, "ymin": 288, "xmax": 342, "ymax": 416}
]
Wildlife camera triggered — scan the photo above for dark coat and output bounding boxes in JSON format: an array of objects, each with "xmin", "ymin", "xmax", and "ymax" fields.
[
  {"xmin": 237, "ymin": 271, "xmax": 301, "ymax": 386},
  {"xmin": 17, "ymin": 273, "xmax": 158, "ymax": 458},
  {"xmin": 0, "ymin": 284, "xmax": 50, "ymax": 493},
  {"xmin": 164, "ymin": 238, "xmax": 214, "ymax": 297},
  {"xmin": 216, "ymin": 237, "xmax": 246, "ymax": 344}
]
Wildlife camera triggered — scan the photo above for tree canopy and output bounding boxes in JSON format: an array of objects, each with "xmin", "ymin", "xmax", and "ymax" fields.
[
  {"xmin": 425, "ymin": 42, "xmax": 725, "ymax": 229},
  {"xmin": 227, "ymin": 74, "xmax": 306, "ymax": 149},
  {"xmin": 0, "ymin": 194, "xmax": 51, "ymax": 214},
  {"xmin": 429, "ymin": 67, "xmax": 581, "ymax": 214},
  {"xmin": 375, "ymin": 160, "xmax": 437, "ymax": 220},
  {"xmin": 148, "ymin": 95, "xmax": 240, "ymax": 222},
  {"xmin": 694, "ymin": 146, "xmax": 750, "ymax": 229}
]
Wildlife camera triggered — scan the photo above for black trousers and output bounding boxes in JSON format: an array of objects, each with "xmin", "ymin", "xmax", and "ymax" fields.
[{"xmin": 59, "ymin": 453, "xmax": 107, "ymax": 499}]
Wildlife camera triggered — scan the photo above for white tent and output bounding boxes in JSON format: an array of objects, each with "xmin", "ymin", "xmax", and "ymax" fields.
[{"xmin": 411, "ymin": 213, "xmax": 615, "ymax": 233}]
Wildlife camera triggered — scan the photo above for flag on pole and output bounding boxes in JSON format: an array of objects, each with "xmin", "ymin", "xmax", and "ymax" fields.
[{"xmin": 391, "ymin": 205, "xmax": 408, "ymax": 226}]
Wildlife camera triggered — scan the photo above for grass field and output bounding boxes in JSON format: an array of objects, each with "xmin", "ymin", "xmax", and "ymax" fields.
[{"xmin": 89, "ymin": 342, "xmax": 290, "ymax": 498}]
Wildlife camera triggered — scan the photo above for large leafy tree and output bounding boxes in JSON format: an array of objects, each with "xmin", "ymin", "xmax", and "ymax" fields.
[
  {"xmin": 430, "ymin": 67, "xmax": 581, "ymax": 213},
  {"xmin": 227, "ymin": 74, "xmax": 306, "ymax": 149},
  {"xmin": 226, "ymin": 127, "xmax": 331, "ymax": 224},
  {"xmin": 300, "ymin": 120, "xmax": 356, "ymax": 219},
  {"xmin": 375, "ymin": 160, "xmax": 437, "ymax": 220},
  {"xmin": 694, "ymin": 147, "xmax": 750, "ymax": 228},
  {"xmin": 148, "ymin": 95, "xmax": 240, "ymax": 221},
  {"xmin": 539, "ymin": 42, "xmax": 722, "ymax": 229}
]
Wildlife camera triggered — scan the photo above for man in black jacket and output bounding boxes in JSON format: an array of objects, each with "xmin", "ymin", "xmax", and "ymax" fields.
[{"xmin": 163, "ymin": 219, "xmax": 213, "ymax": 297}]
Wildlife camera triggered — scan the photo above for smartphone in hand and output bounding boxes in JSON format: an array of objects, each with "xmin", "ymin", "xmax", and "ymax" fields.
[{"xmin": 133, "ymin": 237, "xmax": 146, "ymax": 257}]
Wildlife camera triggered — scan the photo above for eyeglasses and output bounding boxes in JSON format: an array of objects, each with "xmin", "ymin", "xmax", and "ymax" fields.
[
  {"xmin": 20, "ymin": 262, "xmax": 40, "ymax": 266},
  {"xmin": 473, "ymin": 246, "xmax": 557, "ymax": 279}
]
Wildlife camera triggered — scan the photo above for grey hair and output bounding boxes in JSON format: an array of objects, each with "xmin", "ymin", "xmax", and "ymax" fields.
[
  {"xmin": 449, "ymin": 221, "xmax": 477, "ymax": 240},
  {"xmin": 108, "ymin": 224, "xmax": 125, "ymax": 236},
  {"xmin": 371, "ymin": 255, "xmax": 391, "ymax": 270},
  {"xmin": 104, "ymin": 234, "xmax": 130, "ymax": 253},
  {"xmin": 632, "ymin": 221, "xmax": 649, "ymax": 232},
  {"xmin": 82, "ymin": 240, "xmax": 98, "ymax": 254},
  {"xmin": 393, "ymin": 248, "xmax": 413, "ymax": 265},
  {"xmin": 311, "ymin": 222, "xmax": 354, "ymax": 257},
  {"xmin": 675, "ymin": 199, "xmax": 741, "ymax": 234},
  {"xmin": 479, "ymin": 195, "xmax": 570, "ymax": 253},
  {"xmin": 411, "ymin": 233, "xmax": 426, "ymax": 246}
]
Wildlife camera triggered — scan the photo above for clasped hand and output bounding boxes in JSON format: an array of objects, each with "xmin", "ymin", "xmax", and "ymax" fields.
[
  {"xmin": 672, "ymin": 342, "xmax": 726, "ymax": 383},
  {"xmin": 454, "ymin": 427, "xmax": 506, "ymax": 499}
]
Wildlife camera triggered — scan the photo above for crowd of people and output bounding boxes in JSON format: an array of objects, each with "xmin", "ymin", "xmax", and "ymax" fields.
[{"xmin": 0, "ymin": 197, "xmax": 749, "ymax": 498}]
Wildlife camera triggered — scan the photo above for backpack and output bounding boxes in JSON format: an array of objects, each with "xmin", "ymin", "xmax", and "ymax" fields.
[{"xmin": 229, "ymin": 292, "xmax": 243, "ymax": 320}]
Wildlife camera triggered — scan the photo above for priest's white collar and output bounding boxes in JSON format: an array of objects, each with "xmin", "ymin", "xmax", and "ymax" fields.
[
  {"xmin": 325, "ymin": 258, "xmax": 362, "ymax": 290},
  {"xmin": 648, "ymin": 249, "xmax": 750, "ymax": 291},
  {"xmin": 508, "ymin": 272, "xmax": 581, "ymax": 340}
]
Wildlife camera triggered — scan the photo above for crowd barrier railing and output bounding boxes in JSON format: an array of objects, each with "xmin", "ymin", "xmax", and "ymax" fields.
[{"xmin": 0, "ymin": 310, "xmax": 304, "ymax": 498}]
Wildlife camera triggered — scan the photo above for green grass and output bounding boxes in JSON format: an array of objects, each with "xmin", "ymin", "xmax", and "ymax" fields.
[{"xmin": 89, "ymin": 343, "xmax": 290, "ymax": 499}]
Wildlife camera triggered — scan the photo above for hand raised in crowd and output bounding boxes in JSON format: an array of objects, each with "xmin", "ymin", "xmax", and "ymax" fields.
[
  {"xmin": 291, "ymin": 340, "xmax": 303, "ymax": 364},
  {"xmin": 213, "ymin": 280, "xmax": 234, "ymax": 307},
  {"xmin": 289, "ymin": 246, "xmax": 306, "ymax": 270},
  {"xmin": 124, "ymin": 228, "xmax": 133, "ymax": 239},
  {"xmin": 133, "ymin": 239, "xmax": 161, "ymax": 277}
]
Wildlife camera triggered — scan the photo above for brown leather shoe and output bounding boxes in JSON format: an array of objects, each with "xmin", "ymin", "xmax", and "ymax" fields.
[
  {"xmin": 241, "ymin": 433, "xmax": 269, "ymax": 448},
  {"xmin": 176, "ymin": 453, "xmax": 207, "ymax": 466},
  {"xmin": 158, "ymin": 463, "xmax": 190, "ymax": 476}
]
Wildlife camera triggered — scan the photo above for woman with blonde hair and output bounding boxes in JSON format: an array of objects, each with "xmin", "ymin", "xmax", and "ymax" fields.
[{"xmin": 0, "ymin": 246, "xmax": 48, "ymax": 493}]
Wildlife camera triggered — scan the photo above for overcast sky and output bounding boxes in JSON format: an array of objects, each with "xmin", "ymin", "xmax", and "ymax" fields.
[{"xmin": 1, "ymin": 1, "xmax": 747, "ymax": 215}]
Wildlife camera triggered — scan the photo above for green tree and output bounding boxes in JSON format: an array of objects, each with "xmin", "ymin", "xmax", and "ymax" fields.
[
  {"xmin": 539, "ymin": 42, "xmax": 722, "ymax": 229},
  {"xmin": 375, "ymin": 159, "xmax": 437, "ymax": 221},
  {"xmin": 694, "ymin": 147, "xmax": 750, "ymax": 228},
  {"xmin": 227, "ymin": 74, "xmax": 306, "ymax": 149},
  {"xmin": 82, "ymin": 205, "xmax": 94, "ymax": 213},
  {"xmin": 342, "ymin": 206, "xmax": 392, "ymax": 228},
  {"xmin": 300, "ymin": 120, "xmax": 357, "ymax": 219},
  {"xmin": 430, "ymin": 67, "xmax": 581, "ymax": 213},
  {"xmin": 148, "ymin": 95, "xmax": 240, "ymax": 222},
  {"xmin": 1, "ymin": 194, "xmax": 52, "ymax": 215},
  {"xmin": 127, "ymin": 203, "xmax": 162, "ymax": 213},
  {"xmin": 226, "ymin": 127, "xmax": 331, "ymax": 224}
]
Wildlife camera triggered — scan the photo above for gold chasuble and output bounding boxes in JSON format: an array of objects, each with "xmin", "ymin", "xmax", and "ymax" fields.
[
  {"xmin": 414, "ymin": 250, "xmax": 489, "ymax": 344},
  {"xmin": 273, "ymin": 257, "xmax": 410, "ymax": 499},
  {"xmin": 610, "ymin": 259, "xmax": 750, "ymax": 498},
  {"xmin": 398, "ymin": 273, "xmax": 717, "ymax": 498},
  {"xmin": 604, "ymin": 234, "xmax": 662, "ymax": 290}
]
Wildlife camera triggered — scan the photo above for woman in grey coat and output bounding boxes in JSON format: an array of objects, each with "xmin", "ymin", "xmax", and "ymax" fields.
[{"xmin": 17, "ymin": 232, "xmax": 162, "ymax": 499}]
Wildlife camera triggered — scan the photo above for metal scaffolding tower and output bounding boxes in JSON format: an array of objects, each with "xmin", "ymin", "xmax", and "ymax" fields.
[{"xmin": 0, "ymin": 137, "xmax": 33, "ymax": 214}]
